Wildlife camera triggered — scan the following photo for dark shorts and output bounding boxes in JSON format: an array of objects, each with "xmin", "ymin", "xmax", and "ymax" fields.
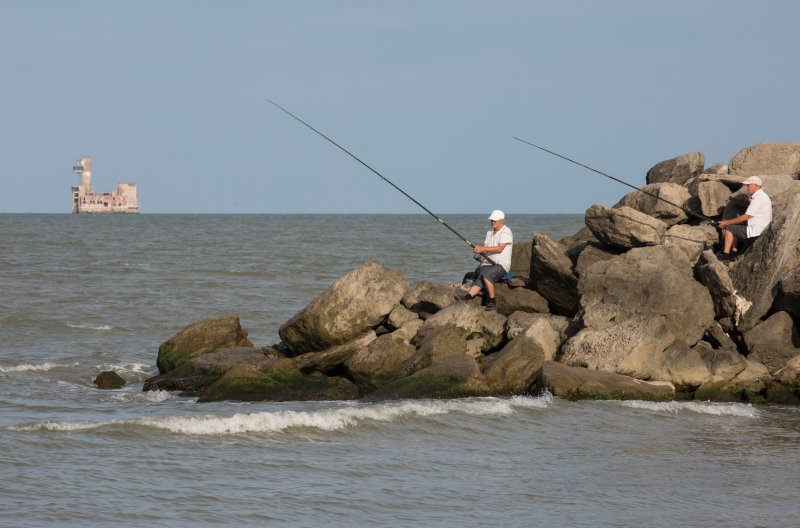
[
  {"xmin": 724, "ymin": 224, "xmax": 748, "ymax": 239},
  {"xmin": 470, "ymin": 264, "xmax": 507, "ymax": 289}
]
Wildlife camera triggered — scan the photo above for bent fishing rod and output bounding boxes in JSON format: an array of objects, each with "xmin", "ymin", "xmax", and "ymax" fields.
[
  {"xmin": 269, "ymin": 99, "xmax": 498, "ymax": 265},
  {"xmin": 512, "ymin": 137, "xmax": 718, "ymax": 226}
]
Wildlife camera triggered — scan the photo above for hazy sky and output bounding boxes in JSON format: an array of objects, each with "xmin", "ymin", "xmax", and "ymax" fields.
[{"xmin": 2, "ymin": 1, "xmax": 798, "ymax": 214}]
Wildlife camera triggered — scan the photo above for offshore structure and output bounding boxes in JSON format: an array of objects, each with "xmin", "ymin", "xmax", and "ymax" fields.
[{"xmin": 70, "ymin": 156, "xmax": 139, "ymax": 214}]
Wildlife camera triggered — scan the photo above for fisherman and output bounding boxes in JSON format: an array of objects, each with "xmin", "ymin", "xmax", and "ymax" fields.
[
  {"xmin": 716, "ymin": 176, "xmax": 772, "ymax": 260},
  {"xmin": 465, "ymin": 210, "xmax": 513, "ymax": 310}
]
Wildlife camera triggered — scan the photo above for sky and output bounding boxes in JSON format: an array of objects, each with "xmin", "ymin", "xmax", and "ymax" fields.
[{"xmin": 1, "ymin": 0, "xmax": 798, "ymax": 214}]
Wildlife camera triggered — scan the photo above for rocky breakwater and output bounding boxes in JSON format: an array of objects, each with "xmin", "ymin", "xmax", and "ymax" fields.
[{"xmin": 143, "ymin": 142, "xmax": 800, "ymax": 404}]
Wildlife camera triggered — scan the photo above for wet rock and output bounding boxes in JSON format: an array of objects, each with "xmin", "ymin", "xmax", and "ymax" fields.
[
  {"xmin": 694, "ymin": 360, "xmax": 771, "ymax": 402},
  {"xmin": 742, "ymin": 312, "xmax": 800, "ymax": 375},
  {"xmin": 156, "ymin": 314, "xmax": 253, "ymax": 374},
  {"xmin": 728, "ymin": 142, "xmax": 800, "ymax": 176},
  {"xmin": 730, "ymin": 193, "xmax": 800, "ymax": 331},
  {"xmin": 536, "ymin": 361, "xmax": 675, "ymax": 401},
  {"xmin": 585, "ymin": 204, "xmax": 668, "ymax": 249},
  {"xmin": 646, "ymin": 151, "xmax": 705, "ymax": 186},
  {"xmin": 94, "ymin": 370, "xmax": 126, "ymax": 389},
  {"xmin": 370, "ymin": 353, "xmax": 489, "ymax": 400},
  {"xmin": 614, "ymin": 183, "xmax": 692, "ymax": 226},
  {"xmin": 482, "ymin": 336, "xmax": 546, "ymax": 393},
  {"xmin": 279, "ymin": 261, "xmax": 408, "ymax": 353},
  {"xmin": 529, "ymin": 232, "xmax": 579, "ymax": 316},
  {"xmin": 198, "ymin": 358, "xmax": 359, "ymax": 402}
]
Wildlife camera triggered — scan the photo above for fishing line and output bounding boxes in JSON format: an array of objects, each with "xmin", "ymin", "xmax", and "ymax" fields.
[
  {"xmin": 513, "ymin": 137, "xmax": 718, "ymax": 226},
  {"xmin": 269, "ymin": 99, "xmax": 498, "ymax": 265}
]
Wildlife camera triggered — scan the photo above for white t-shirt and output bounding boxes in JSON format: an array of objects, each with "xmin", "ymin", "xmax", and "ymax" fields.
[
  {"xmin": 745, "ymin": 189, "xmax": 772, "ymax": 238},
  {"xmin": 482, "ymin": 225, "xmax": 513, "ymax": 271}
]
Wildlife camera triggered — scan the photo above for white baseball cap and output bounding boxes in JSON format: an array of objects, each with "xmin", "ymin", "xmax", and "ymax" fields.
[
  {"xmin": 742, "ymin": 176, "xmax": 763, "ymax": 186},
  {"xmin": 488, "ymin": 210, "xmax": 505, "ymax": 221}
]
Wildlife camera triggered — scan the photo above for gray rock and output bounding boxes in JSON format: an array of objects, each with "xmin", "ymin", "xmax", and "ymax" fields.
[
  {"xmin": 663, "ymin": 224, "xmax": 718, "ymax": 264},
  {"xmin": 614, "ymin": 183, "xmax": 692, "ymax": 226},
  {"xmin": 529, "ymin": 232, "xmax": 579, "ymax": 316},
  {"xmin": 646, "ymin": 151, "xmax": 705, "ymax": 186},
  {"xmin": 404, "ymin": 327, "xmax": 471, "ymax": 374},
  {"xmin": 703, "ymin": 162, "xmax": 728, "ymax": 175},
  {"xmin": 156, "ymin": 314, "xmax": 253, "ymax": 374},
  {"xmin": 559, "ymin": 225, "xmax": 596, "ymax": 248},
  {"xmin": 390, "ymin": 319, "xmax": 424, "ymax": 343},
  {"xmin": 509, "ymin": 241, "xmax": 532, "ymax": 277},
  {"xmin": 536, "ymin": 361, "xmax": 675, "ymax": 401},
  {"xmin": 578, "ymin": 245, "xmax": 714, "ymax": 344},
  {"xmin": 693, "ymin": 340, "xmax": 748, "ymax": 383},
  {"xmin": 774, "ymin": 355, "xmax": 800, "ymax": 385},
  {"xmin": 742, "ymin": 311, "xmax": 800, "ymax": 374},
  {"xmin": 730, "ymin": 193, "xmax": 800, "ymax": 330},
  {"xmin": 279, "ymin": 261, "xmax": 408, "ymax": 353},
  {"xmin": 387, "ymin": 305, "xmax": 419, "ymax": 330},
  {"xmin": 482, "ymin": 336, "xmax": 546, "ymax": 393},
  {"xmin": 505, "ymin": 312, "xmax": 569, "ymax": 362},
  {"xmin": 371, "ymin": 353, "xmax": 489, "ymax": 399},
  {"xmin": 695, "ymin": 359, "xmax": 772, "ymax": 402},
  {"xmin": 729, "ymin": 142, "xmax": 800, "ymax": 176},
  {"xmin": 688, "ymin": 180, "xmax": 732, "ymax": 217},
  {"xmin": 775, "ymin": 266, "xmax": 800, "ymax": 320},
  {"xmin": 415, "ymin": 300, "xmax": 507, "ymax": 355},
  {"xmin": 494, "ymin": 282, "xmax": 549, "ymax": 316},
  {"xmin": 570, "ymin": 242, "xmax": 622, "ymax": 278},
  {"xmin": 695, "ymin": 250, "xmax": 737, "ymax": 319},
  {"xmin": 585, "ymin": 204, "xmax": 668, "ymax": 249}
]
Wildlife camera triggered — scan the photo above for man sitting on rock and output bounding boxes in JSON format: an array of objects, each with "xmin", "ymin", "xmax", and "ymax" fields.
[
  {"xmin": 465, "ymin": 209, "xmax": 513, "ymax": 310},
  {"xmin": 716, "ymin": 176, "xmax": 772, "ymax": 260}
]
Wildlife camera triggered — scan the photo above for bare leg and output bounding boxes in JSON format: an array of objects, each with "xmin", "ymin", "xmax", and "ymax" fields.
[
  {"xmin": 482, "ymin": 276, "xmax": 496, "ymax": 299},
  {"xmin": 723, "ymin": 229, "xmax": 735, "ymax": 254},
  {"xmin": 467, "ymin": 285, "xmax": 482, "ymax": 298}
]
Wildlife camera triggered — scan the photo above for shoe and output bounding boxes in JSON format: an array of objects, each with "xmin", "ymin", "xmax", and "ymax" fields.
[
  {"xmin": 463, "ymin": 293, "xmax": 475, "ymax": 301},
  {"xmin": 715, "ymin": 251, "xmax": 731, "ymax": 261},
  {"xmin": 484, "ymin": 298, "xmax": 496, "ymax": 311}
]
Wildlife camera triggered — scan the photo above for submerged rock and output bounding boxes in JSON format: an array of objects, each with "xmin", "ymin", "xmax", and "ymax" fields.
[{"xmin": 94, "ymin": 371, "xmax": 126, "ymax": 389}]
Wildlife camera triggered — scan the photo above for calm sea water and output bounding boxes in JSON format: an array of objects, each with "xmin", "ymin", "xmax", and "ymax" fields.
[{"xmin": 1, "ymin": 214, "xmax": 798, "ymax": 528}]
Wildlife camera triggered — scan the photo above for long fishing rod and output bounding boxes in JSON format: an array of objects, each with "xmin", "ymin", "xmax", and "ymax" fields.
[
  {"xmin": 513, "ymin": 137, "xmax": 718, "ymax": 225},
  {"xmin": 269, "ymin": 99, "xmax": 498, "ymax": 265}
]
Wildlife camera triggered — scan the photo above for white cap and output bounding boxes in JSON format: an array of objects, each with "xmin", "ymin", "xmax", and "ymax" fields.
[
  {"xmin": 742, "ymin": 176, "xmax": 763, "ymax": 186},
  {"xmin": 488, "ymin": 209, "xmax": 505, "ymax": 221}
]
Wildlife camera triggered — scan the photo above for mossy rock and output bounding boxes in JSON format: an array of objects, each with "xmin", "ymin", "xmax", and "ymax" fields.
[
  {"xmin": 156, "ymin": 314, "xmax": 253, "ymax": 374},
  {"xmin": 368, "ymin": 374, "xmax": 493, "ymax": 400},
  {"xmin": 143, "ymin": 361, "xmax": 221, "ymax": 394},
  {"xmin": 198, "ymin": 364, "xmax": 359, "ymax": 402},
  {"xmin": 765, "ymin": 383, "xmax": 800, "ymax": 404},
  {"xmin": 693, "ymin": 383, "xmax": 765, "ymax": 403}
]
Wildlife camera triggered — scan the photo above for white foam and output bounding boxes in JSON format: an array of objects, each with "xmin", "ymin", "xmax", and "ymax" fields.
[
  {"xmin": 67, "ymin": 323, "xmax": 113, "ymax": 331},
  {"xmin": 94, "ymin": 362, "xmax": 153, "ymax": 376},
  {"xmin": 8, "ymin": 395, "xmax": 553, "ymax": 436},
  {"xmin": 112, "ymin": 390, "xmax": 172, "ymax": 403},
  {"xmin": 619, "ymin": 400, "xmax": 759, "ymax": 418},
  {"xmin": 0, "ymin": 362, "xmax": 78, "ymax": 374}
]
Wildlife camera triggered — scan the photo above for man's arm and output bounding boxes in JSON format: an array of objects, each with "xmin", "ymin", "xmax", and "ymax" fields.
[
  {"xmin": 473, "ymin": 243, "xmax": 508, "ymax": 255},
  {"xmin": 718, "ymin": 214, "xmax": 752, "ymax": 229}
]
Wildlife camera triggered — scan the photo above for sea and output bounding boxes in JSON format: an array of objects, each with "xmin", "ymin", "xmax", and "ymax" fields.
[{"xmin": 1, "ymin": 213, "xmax": 799, "ymax": 528}]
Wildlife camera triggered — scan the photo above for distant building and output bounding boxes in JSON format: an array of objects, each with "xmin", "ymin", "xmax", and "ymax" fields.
[{"xmin": 71, "ymin": 156, "xmax": 139, "ymax": 213}]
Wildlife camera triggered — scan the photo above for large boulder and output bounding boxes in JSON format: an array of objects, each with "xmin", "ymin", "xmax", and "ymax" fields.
[
  {"xmin": 415, "ymin": 300, "xmax": 507, "ymax": 355},
  {"xmin": 505, "ymin": 312, "xmax": 569, "ymax": 362},
  {"xmin": 730, "ymin": 193, "xmax": 800, "ymax": 331},
  {"xmin": 585, "ymin": 204, "xmax": 668, "ymax": 249},
  {"xmin": 509, "ymin": 240, "xmax": 532, "ymax": 277},
  {"xmin": 569, "ymin": 241, "xmax": 622, "ymax": 278},
  {"xmin": 403, "ymin": 327, "xmax": 470, "ymax": 372},
  {"xmin": 401, "ymin": 281, "xmax": 461, "ymax": 315},
  {"xmin": 688, "ymin": 180, "xmax": 732, "ymax": 217},
  {"xmin": 494, "ymin": 282, "xmax": 549, "ymax": 316},
  {"xmin": 529, "ymin": 232, "xmax": 579, "ymax": 316},
  {"xmin": 694, "ymin": 359, "xmax": 772, "ymax": 402},
  {"xmin": 279, "ymin": 261, "xmax": 408, "ymax": 353},
  {"xmin": 775, "ymin": 267, "xmax": 800, "ymax": 320},
  {"xmin": 344, "ymin": 334, "xmax": 417, "ymax": 389},
  {"xmin": 729, "ymin": 142, "xmax": 800, "ymax": 176},
  {"xmin": 693, "ymin": 340, "xmax": 748, "ymax": 383},
  {"xmin": 742, "ymin": 312, "xmax": 800, "ymax": 374},
  {"xmin": 156, "ymin": 314, "xmax": 253, "ymax": 374},
  {"xmin": 774, "ymin": 355, "xmax": 800, "ymax": 386},
  {"xmin": 482, "ymin": 337, "xmax": 546, "ymax": 393},
  {"xmin": 370, "ymin": 353, "xmax": 489, "ymax": 399},
  {"xmin": 536, "ymin": 361, "xmax": 675, "ymax": 401},
  {"xmin": 646, "ymin": 152, "xmax": 705, "ymax": 186},
  {"xmin": 614, "ymin": 183, "xmax": 692, "ymax": 226},
  {"xmin": 577, "ymin": 245, "xmax": 714, "ymax": 343},
  {"xmin": 663, "ymin": 224, "xmax": 718, "ymax": 264},
  {"xmin": 695, "ymin": 251, "xmax": 737, "ymax": 319}
]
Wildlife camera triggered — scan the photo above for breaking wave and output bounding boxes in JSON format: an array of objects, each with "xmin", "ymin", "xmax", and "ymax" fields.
[
  {"xmin": 0, "ymin": 362, "xmax": 78, "ymax": 374},
  {"xmin": 67, "ymin": 323, "xmax": 113, "ymax": 331},
  {"xmin": 8, "ymin": 394, "xmax": 553, "ymax": 436},
  {"xmin": 618, "ymin": 400, "xmax": 759, "ymax": 418}
]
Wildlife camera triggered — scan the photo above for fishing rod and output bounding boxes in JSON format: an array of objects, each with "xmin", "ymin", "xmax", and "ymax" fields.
[
  {"xmin": 512, "ymin": 137, "xmax": 718, "ymax": 225},
  {"xmin": 269, "ymin": 99, "xmax": 499, "ymax": 265}
]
